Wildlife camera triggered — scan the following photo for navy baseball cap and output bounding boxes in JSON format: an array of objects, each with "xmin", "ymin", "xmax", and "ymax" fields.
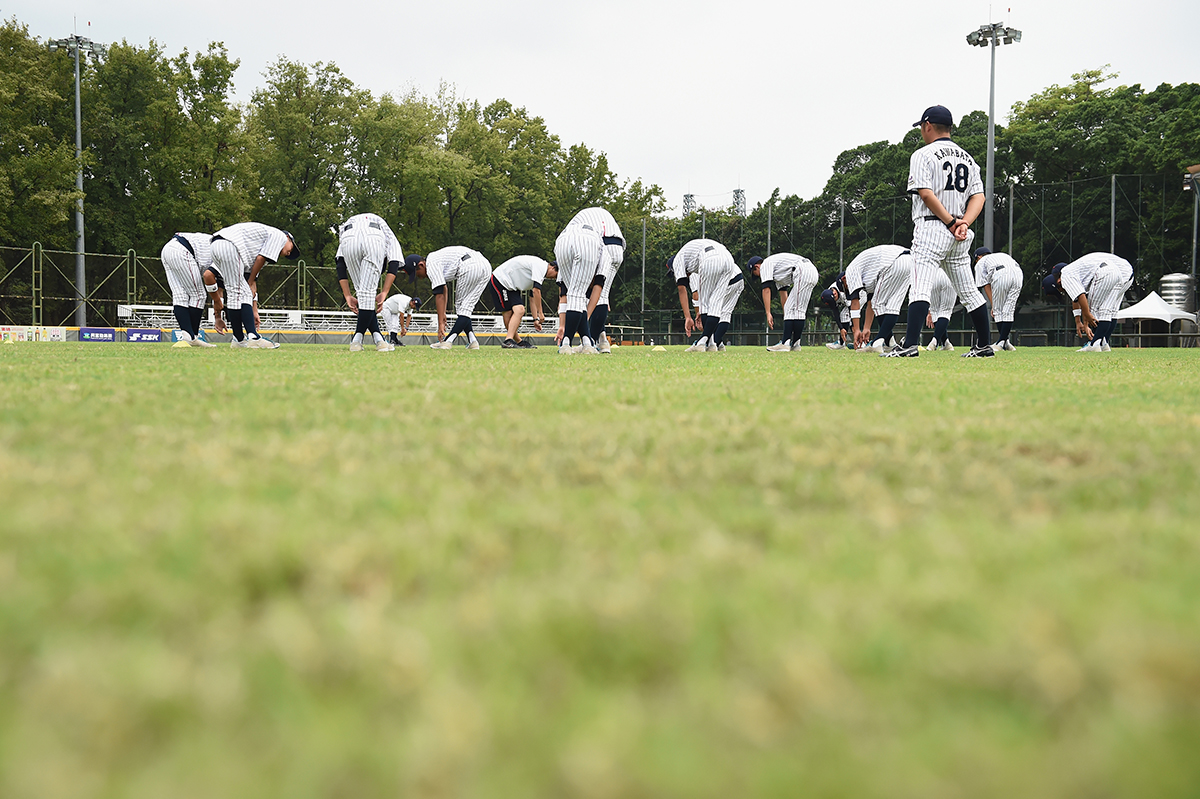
[
  {"xmin": 819, "ymin": 288, "xmax": 837, "ymax": 309},
  {"xmin": 402, "ymin": 254, "xmax": 424, "ymax": 280},
  {"xmin": 1042, "ymin": 263, "xmax": 1066, "ymax": 298},
  {"xmin": 747, "ymin": 256, "xmax": 764, "ymax": 270},
  {"xmin": 974, "ymin": 247, "xmax": 992, "ymax": 259},
  {"xmin": 411, "ymin": 297, "xmax": 422, "ymax": 308},
  {"xmin": 283, "ymin": 230, "xmax": 300, "ymax": 258},
  {"xmin": 914, "ymin": 105, "xmax": 953, "ymax": 127},
  {"xmin": 665, "ymin": 255, "xmax": 675, "ymax": 278}
]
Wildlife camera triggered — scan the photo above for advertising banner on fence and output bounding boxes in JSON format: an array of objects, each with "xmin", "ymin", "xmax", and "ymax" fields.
[
  {"xmin": 171, "ymin": 330, "xmax": 210, "ymax": 343},
  {"xmin": 80, "ymin": 327, "xmax": 116, "ymax": 342},
  {"xmin": 0, "ymin": 326, "xmax": 69, "ymax": 342},
  {"xmin": 0, "ymin": 325, "xmax": 28, "ymax": 342},
  {"xmin": 126, "ymin": 329, "xmax": 163, "ymax": 343}
]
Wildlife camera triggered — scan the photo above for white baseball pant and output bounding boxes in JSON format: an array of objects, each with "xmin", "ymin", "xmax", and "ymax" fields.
[
  {"xmin": 699, "ymin": 250, "xmax": 743, "ymax": 322},
  {"xmin": 210, "ymin": 238, "xmax": 252, "ymax": 308},
  {"xmin": 451, "ymin": 256, "xmax": 492, "ymax": 318},
  {"xmin": 910, "ymin": 221, "xmax": 985, "ymax": 312},
  {"xmin": 161, "ymin": 239, "xmax": 207, "ymax": 308},
  {"xmin": 783, "ymin": 262, "xmax": 819, "ymax": 321},
  {"xmin": 871, "ymin": 254, "xmax": 913, "ymax": 317},
  {"xmin": 341, "ymin": 226, "xmax": 387, "ymax": 310},
  {"xmin": 595, "ymin": 244, "xmax": 625, "ymax": 306},
  {"xmin": 929, "ymin": 272, "xmax": 957, "ymax": 321},
  {"xmin": 554, "ymin": 227, "xmax": 604, "ymax": 313},
  {"xmin": 382, "ymin": 308, "xmax": 406, "ymax": 334},
  {"xmin": 1088, "ymin": 262, "xmax": 1134, "ymax": 321},
  {"xmin": 990, "ymin": 266, "xmax": 1024, "ymax": 323}
]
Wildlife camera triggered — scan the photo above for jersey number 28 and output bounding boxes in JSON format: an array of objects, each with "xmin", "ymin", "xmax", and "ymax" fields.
[{"xmin": 942, "ymin": 162, "xmax": 969, "ymax": 192}]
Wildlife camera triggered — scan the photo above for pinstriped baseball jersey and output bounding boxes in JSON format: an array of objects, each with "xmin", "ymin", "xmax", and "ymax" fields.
[
  {"xmin": 689, "ymin": 273, "xmax": 701, "ymax": 310},
  {"xmin": 825, "ymin": 279, "xmax": 852, "ymax": 324},
  {"xmin": 845, "ymin": 245, "xmax": 907, "ymax": 297},
  {"xmin": 161, "ymin": 234, "xmax": 212, "ymax": 309},
  {"xmin": 908, "ymin": 139, "xmax": 983, "ymax": 223},
  {"xmin": 493, "ymin": 255, "xmax": 550, "ymax": 292},
  {"xmin": 1059, "ymin": 253, "xmax": 1129, "ymax": 301},
  {"xmin": 871, "ymin": 253, "xmax": 913, "ymax": 317},
  {"xmin": 758, "ymin": 254, "xmax": 804, "ymax": 290},
  {"xmin": 670, "ymin": 239, "xmax": 725, "ymax": 283},
  {"xmin": 426, "ymin": 246, "xmax": 491, "ymax": 317},
  {"xmin": 336, "ymin": 214, "xmax": 403, "ymax": 308},
  {"xmin": 929, "ymin": 269, "xmax": 957, "ymax": 321},
  {"xmin": 569, "ymin": 208, "xmax": 624, "ymax": 246},
  {"xmin": 212, "ymin": 222, "xmax": 291, "ymax": 269},
  {"xmin": 974, "ymin": 253, "xmax": 1020, "ymax": 288}
]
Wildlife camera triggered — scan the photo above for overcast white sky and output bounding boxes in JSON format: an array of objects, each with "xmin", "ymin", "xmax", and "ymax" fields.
[{"xmin": 11, "ymin": 1, "xmax": 1199, "ymax": 215}]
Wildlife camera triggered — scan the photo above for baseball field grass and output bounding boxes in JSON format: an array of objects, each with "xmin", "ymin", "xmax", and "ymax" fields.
[{"xmin": 1, "ymin": 340, "xmax": 1199, "ymax": 798}]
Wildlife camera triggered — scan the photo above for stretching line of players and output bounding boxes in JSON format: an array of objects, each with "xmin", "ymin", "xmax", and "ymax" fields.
[{"xmin": 160, "ymin": 106, "xmax": 1129, "ymax": 354}]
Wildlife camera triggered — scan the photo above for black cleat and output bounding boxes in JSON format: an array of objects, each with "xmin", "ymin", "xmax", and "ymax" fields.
[
  {"xmin": 881, "ymin": 344, "xmax": 920, "ymax": 358},
  {"xmin": 517, "ymin": 338, "xmax": 536, "ymax": 348},
  {"xmin": 962, "ymin": 345, "xmax": 995, "ymax": 358},
  {"xmin": 501, "ymin": 338, "xmax": 520, "ymax": 349}
]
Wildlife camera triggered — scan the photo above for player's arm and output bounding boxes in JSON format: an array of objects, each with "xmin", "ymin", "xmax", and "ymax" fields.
[
  {"xmin": 247, "ymin": 255, "xmax": 268, "ymax": 297},
  {"xmin": 377, "ymin": 262, "xmax": 398, "ymax": 312},
  {"xmin": 983, "ymin": 283, "xmax": 994, "ymax": 311},
  {"xmin": 1074, "ymin": 294, "xmax": 1097, "ymax": 338},
  {"xmin": 916, "ymin": 188, "xmax": 956, "ymax": 226},
  {"xmin": 531, "ymin": 286, "xmax": 544, "ymax": 331},
  {"xmin": 203, "ymin": 270, "xmax": 227, "ymax": 334},
  {"xmin": 760, "ymin": 285, "xmax": 774, "ymax": 329},
  {"xmin": 677, "ymin": 282, "xmax": 696, "ymax": 335},
  {"xmin": 433, "ymin": 287, "xmax": 447, "ymax": 340},
  {"xmin": 556, "ymin": 283, "xmax": 566, "ymax": 345},
  {"xmin": 862, "ymin": 300, "xmax": 876, "ymax": 342},
  {"xmin": 401, "ymin": 311, "xmax": 411, "ymax": 337},
  {"xmin": 336, "ymin": 257, "xmax": 359, "ymax": 312}
]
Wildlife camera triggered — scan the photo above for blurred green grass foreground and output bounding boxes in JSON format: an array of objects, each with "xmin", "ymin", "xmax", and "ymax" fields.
[{"xmin": 1, "ymin": 342, "xmax": 1199, "ymax": 798}]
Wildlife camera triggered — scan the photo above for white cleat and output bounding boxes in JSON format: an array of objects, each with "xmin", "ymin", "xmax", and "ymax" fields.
[
  {"xmin": 938, "ymin": 340, "xmax": 955, "ymax": 352},
  {"xmin": 580, "ymin": 342, "xmax": 599, "ymax": 355},
  {"xmin": 766, "ymin": 342, "xmax": 791, "ymax": 352},
  {"xmin": 865, "ymin": 338, "xmax": 887, "ymax": 354},
  {"xmin": 190, "ymin": 338, "xmax": 216, "ymax": 348},
  {"xmin": 467, "ymin": 340, "xmax": 480, "ymax": 350},
  {"xmin": 248, "ymin": 336, "xmax": 279, "ymax": 349},
  {"xmin": 1077, "ymin": 341, "xmax": 1098, "ymax": 352},
  {"xmin": 706, "ymin": 343, "xmax": 719, "ymax": 352},
  {"xmin": 789, "ymin": 342, "xmax": 802, "ymax": 352},
  {"xmin": 925, "ymin": 338, "xmax": 938, "ymax": 351},
  {"xmin": 376, "ymin": 341, "xmax": 394, "ymax": 352},
  {"xmin": 598, "ymin": 334, "xmax": 612, "ymax": 354},
  {"xmin": 558, "ymin": 343, "xmax": 576, "ymax": 355},
  {"xmin": 230, "ymin": 339, "xmax": 250, "ymax": 349},
  {"xmin": 430, "ymin": 340, "xmax": 453, "ymax": 350},
  {"xmin": 718, "ymin": 343, "xmax": 726, "ymax": 351},
  {"xmin": 684, "ymin": 342, "xmax": 706, "ymax": 353},
  {"xmin": 1099, "ymin": 340, "xmax": 1111, "ymax": 352},
  {"xmin": 887, "ymin": 336, "xmax": 899, "ymax": 349},
  {"xmin": 826, "ymin": 341, "xmax": 846, "ymax": 350},
  {"xmin": 571, "ymin": 344, "xmax": 583, "ymax": 353},
  {"xmin": 349, "ymin": 341, "xmax": 364, "ymax": 352}
]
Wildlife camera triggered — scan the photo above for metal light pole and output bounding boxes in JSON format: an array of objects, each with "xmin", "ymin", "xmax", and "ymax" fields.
[
  {"xmin": 966, "ymin": 22, "xmax": 1021, "ymax": 252},
  {"xmin": 49, "ymin": 34, "xmax": 106, "ymax": 328}
]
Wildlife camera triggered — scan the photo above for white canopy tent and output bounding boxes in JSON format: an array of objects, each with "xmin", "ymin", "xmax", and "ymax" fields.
[{"xmin": 1115, "ymin": 292, "xmax": 1198, "ymax": 324}]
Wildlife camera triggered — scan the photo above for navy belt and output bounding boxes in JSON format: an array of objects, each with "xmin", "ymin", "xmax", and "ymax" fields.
[
  {"xmin": 173, "ymin": 234, "xmax": 196, "ymax": 257},
  {"xmin": 211, "ymin": 234, "xmax": 225, "ymax": 241},
  {"xmin": 602, "ymin": 236, "xmax": 624, "ymax": 247},
  {"xmin": 704, "ymin": 246, "xmax": 715, "ymax": 252},
  {"xmin": 728, "ymin": 273, "xmax": 744, "ymax": 286}
]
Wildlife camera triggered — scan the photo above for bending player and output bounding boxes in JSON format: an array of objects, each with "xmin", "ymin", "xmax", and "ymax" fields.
[
  {"xmin": 923, "ymin": 269, "xmax": 957, "ymax": 351},
  {"xmin": 381, "ymin": 293, "xmax": 420, "ymax": 346},
  {"xmin": 845, "ymin": 244, "xmax": 912, "ymax": 353},
  {"xmin": 487, "ymin": 254, "xmax": 557, "ymax": 348},
  {"xmin": 747, "ymin": 253, "xmax": 819, "ymax": 352},
  {"xmin": 973, "ymin": 247, "xmax": 1024, "ymax": 351},
  {"xmin": 402, "ymin": 247, "xmax": 491, "ymax": 350},
  {"xmin": 160, "ymin": 231, "xmax": 216, "ymax": 347},
  {"xmin": 888, "ymin": 104, "xmax": 993, "ymax": 358},
  {"xmin": 554, "ymin": 221, "xmax": 604, "ymax": 354},
  {"xmin": 1043, "ymin": 253, "xmax": 1133, "ymax": 352},
  {"xmin": 570, "ymin": 207, "xmax": 625, "ymax": 353},
  {"xmin": 669, "ymin": 239, "xmax": 744, "ymax": 352},
  {"xmin": 819, "ymin": 274, "xmax": 853, "ymax": 349},
  {"xmin": 335, "ymin": 212, "xmax": 403, "ymax": 352},
  {"xmin": 209, "ymin": 222, "xmax": 299, "ymax": 349}
]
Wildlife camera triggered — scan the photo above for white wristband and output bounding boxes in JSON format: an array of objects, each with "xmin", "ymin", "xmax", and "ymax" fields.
[
  {"xmin": 1073, "ymin": 309, "xmax": 1082, "ymax": 318},
  {"xmin": 850, "ymin": 309, "xmax": 861, "ymax": 320},
  {"xmin": 205, "ymin": 283, "xmax": 217, "ymax": 293}
]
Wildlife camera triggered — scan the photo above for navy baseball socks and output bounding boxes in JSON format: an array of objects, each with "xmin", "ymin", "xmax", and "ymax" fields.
[
  {"xmin": 225, "ymin": 307, "xmax": 245, "ymax": 341},
  {"xmin": 934, "ymin": 318, "xmax": 950, "ymax": 345},
  {"xmin": 875, "ymin": 314, "xmax": 899, "ymax": 347},
  {"xmin": 713, "ymin": 321, "xmax": 730, "ymax": 347},
  {"xmin": 902, "ymin": 301, "xmax": 930, "ymax": 350},
  {"xmin": 588, "ymin": 305, "xmax": 609, "ymax": 343},
  {"xmin": 172, "ymin": 305, "xmax": 195, "ymax": 338},
  {"xmin": 997, "ymin": 321, "xmax": 1013, "ymax": 345},
  {"xmin": 240, "ymin": 304, "xmax": 261, "ymax": 340}
]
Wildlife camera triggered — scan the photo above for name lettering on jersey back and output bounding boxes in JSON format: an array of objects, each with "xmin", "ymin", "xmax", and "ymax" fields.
[{"xmin": 933, "ymin": 146, "xmax": 973, "ymax": 162}]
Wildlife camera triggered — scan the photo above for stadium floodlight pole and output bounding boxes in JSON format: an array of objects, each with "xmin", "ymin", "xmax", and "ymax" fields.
[
  {"xmin": 967, "ymin": 21, "xmax": 1021, "ymax": 252},
  {"xmin": 49, "ymin": 33, "xmax": 107, "ymax": 328},
  {"xmin": 1186, "ymin": 166, "xmax": 1200, "ymax": 280}
]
